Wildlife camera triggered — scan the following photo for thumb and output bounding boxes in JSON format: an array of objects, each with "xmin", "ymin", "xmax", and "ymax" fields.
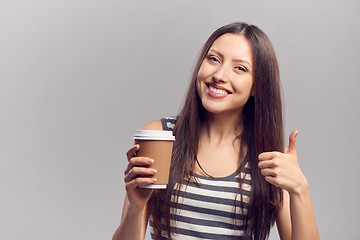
[{"xmin": 287, "ymin": 129, "xmax": 299, "ymax": 153}]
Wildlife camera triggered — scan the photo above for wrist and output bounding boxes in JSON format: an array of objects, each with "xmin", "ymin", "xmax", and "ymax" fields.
[
  {"xmin": 127, "ymin": 203, "xmax": 147, "ymax": 214},
  {"xmin": 289, "ymin": 177, "xmax": 309, "ymax": 198}
]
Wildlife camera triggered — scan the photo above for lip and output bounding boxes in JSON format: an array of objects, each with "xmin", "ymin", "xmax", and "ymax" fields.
[
  {"xmin": 206, "ymin": 83, "xmax": 232, "ymax": 94},
  {"xmin": 205, "ymin": 83, "xmax": 232, "ymax": 98}
]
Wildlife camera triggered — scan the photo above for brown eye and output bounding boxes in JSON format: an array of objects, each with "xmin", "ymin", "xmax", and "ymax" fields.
[
  {"xmin": 207, "ymin": 55, "xmax": 220, "ymax": 63},
  {"xmin": 236, "ymin": 66, "xmax": 247, "ymax": 72}
]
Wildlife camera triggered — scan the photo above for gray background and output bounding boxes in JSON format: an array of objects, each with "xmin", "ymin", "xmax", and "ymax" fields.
[{"xmin": 1, "ymin": 0, "xmax": 359, "ymax": 239}]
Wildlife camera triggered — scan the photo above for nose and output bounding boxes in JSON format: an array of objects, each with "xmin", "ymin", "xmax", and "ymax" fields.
[{"xmin": 212, "ymin": 64, "xmax": 230, "ymax": 83}]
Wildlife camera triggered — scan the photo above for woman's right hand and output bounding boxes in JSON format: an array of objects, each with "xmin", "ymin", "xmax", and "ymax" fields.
[{"xmin": 123, "ymin": 144, "xmax": 157, "ymax": 211}]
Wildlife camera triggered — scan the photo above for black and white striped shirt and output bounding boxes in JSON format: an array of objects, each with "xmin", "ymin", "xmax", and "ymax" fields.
[{"xmin": 149, "ymin": 118, "xmax": 252, "ymax": 239}]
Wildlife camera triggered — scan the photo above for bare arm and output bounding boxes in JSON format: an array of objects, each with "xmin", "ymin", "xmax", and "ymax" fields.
[
  {"xmin": 112, "ymin": 120, "xmax": 163, "ymax": 240},
  {"xmin": 276, "ymin": 187, "xmax": 319, "ymax": 240},
  {"xmin": 112, "ymin": 196, "xmax": 149, "ymax": 240},
  {"xmin": 259, "ymin": 130, "xmax": 319, "ymax": 240},
  {"xmin": 276, "ymin": 190, "xmax": 291, "ymax": 239}
]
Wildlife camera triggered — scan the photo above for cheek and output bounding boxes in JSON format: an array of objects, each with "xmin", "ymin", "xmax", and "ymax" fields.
[
  {"xmin": 197, "ymin": 64, "xmax": 205, "ymax": 81},
  {"xmin": 235, "ymin": 77, "xmax": 253, "ymax": 95},
  {"xmin": 196, "ymin": 76, "xmax": 202, "ymax": 97},
  {"xmin": 247, "ymin": 80, "xmax": 254, "ymax": 94},
  {"xmin": 196, "ymin": 65, "xmax": 206, "ymax": 90}
]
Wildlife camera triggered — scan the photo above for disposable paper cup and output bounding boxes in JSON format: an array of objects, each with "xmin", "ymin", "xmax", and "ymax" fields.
[{"xmin": 133, "ymin": 130, "xmax": 175, "ymax": 189}]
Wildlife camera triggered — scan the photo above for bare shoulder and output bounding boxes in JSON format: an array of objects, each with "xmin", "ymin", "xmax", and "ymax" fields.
[{"xmin": 141, "ymin": 120, "xmax": 163, "ymax": 130}]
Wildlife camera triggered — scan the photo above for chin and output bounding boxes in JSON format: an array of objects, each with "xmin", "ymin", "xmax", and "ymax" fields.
[{"xmin": 201, "ymin": 103, "xmax": 225, "ymax": 114}]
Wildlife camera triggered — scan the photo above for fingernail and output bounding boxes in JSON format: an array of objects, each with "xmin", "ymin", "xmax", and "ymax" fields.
[
  {"xmin": 152, "ymin": 169, "xmax": 157, "ymax": 174},
  {"xmin": 151, "ymin": 178, "xmax": 157, "ymax": 182},
  {"xmin": 148, "ymin": 159, "xmax": 154, "ymax": 164}
]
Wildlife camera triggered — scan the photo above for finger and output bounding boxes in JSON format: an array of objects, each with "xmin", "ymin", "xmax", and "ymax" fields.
[
  {"xmin": 260, "ymin": 168, "xmax": 275, "ymax": 177},
  {"xmin": 124, "ymin": 157, "xmax": 154, "ymax": 175},
  {"xmin": 126, "ymin": 144, "xmax": 140, "ymax": 161},
  {"xmin": 124, "ymin": 166, "xmax": 157, "ymax": 183},
  {"xmin": 287, "ymin": 129, "xmax": 299, "ymax": 153},
  {"xmin": 264, "ymin": 176, "xmax": 279, "ymax": 187},
  {"xmin": 125, "ymin": 177, "xmax": 157, "ymax": 189},
  {"xmin": 258, "ymin": 160, "xmax": 276, "ymax": 169},
  {"xmin": 258, "ymin": 151, "xmax": 282, "ymax": 161}
]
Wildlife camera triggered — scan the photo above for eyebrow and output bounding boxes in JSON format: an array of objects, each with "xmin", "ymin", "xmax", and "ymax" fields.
[{"xmin": 208, "ymin": 49, "xmax": 253, "ymax": 68}]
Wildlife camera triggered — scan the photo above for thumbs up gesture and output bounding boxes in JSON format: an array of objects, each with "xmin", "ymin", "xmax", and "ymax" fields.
[{"xmin": 258, "ymin": 129, "xmax": 308, "ymax": 195}]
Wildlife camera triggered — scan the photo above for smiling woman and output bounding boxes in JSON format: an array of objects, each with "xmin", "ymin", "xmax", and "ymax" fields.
[
  {"xmin": 196, "ymin": 33, "xmax": 254, "ymax": 114},
  {"xmin": 113, "ymin": 22, "xmax": 319, "ymax": 240}
]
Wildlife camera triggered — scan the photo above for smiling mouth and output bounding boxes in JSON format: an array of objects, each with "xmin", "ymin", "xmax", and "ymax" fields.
[{"xmin": 206, "ymin": 83, "xmax": 231, "ymax": 95}]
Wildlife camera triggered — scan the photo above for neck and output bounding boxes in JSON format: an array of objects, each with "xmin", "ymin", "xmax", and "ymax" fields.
[{"xmin": 202, "ymin": 112, "xmax": 243, "ymax": 145}]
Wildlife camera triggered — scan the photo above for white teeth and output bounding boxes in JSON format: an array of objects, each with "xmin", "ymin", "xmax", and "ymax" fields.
[{"xmin": 209, "ymin": 86, "xmax": 228, "ymax": 95}]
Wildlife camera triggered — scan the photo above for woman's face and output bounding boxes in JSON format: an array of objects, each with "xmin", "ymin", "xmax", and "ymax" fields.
[{"xmin": 196, "ymin": 33, "xmax": 254, "ymax": 116}]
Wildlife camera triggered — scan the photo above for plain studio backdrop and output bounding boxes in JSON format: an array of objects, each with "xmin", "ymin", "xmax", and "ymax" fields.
[{"xmin": 1, "ymin": 0, "xmax": 359, "ymax": 239}]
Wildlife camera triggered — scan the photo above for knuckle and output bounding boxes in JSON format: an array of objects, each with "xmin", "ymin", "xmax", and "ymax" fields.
[
  {"xmin": 274, "ymin": 178, "xmax": 281, "ymax": 187},
  {"xmin": 125, "ymin": 182, "xmax": 132, "ymax": 190},
  {"xmin": 134, "ymin": 178, "xmax": 142, "ymax": 185},
  {"xmin": 273, "ymin": 159, "xmax": 280, "ymax": 167},
  {"xmin": 126, "ymin": 149, "xmax": 131, "ymax": 155},
  {"xmin": 128, "ymin": 158, "xmax": 135, "ymax": 166},
  {"xmin": 129, "ymin": 157, "xmax": 137, "ymax": 163},
  {"xmin": 272, "ymin": 180, "xmax": 279, "ymax": 187}
]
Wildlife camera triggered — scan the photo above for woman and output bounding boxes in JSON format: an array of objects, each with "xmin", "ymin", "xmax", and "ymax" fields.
[{"xmin": 113, "ymin": 22, "xmax": 319, "ymax": 240}]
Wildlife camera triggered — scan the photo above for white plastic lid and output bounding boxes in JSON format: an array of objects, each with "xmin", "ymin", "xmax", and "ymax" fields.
[
  {"xmin": 139, "ymin": 184, "xmax": 167, "ymax": 189},
  {"xmin": 133, "ymin": 129, "xmax": 175, "ymax": 141}
]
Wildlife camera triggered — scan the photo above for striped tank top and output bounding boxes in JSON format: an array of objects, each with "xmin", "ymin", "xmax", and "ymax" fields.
[{"xmin": 149, "ymin": 117, "xmax": 252, "ymax": 240}]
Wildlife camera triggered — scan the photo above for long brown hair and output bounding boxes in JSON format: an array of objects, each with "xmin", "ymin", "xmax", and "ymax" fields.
[{"xmin": 147, "ymin": 22, "xmax": 284, "ymax": 240}]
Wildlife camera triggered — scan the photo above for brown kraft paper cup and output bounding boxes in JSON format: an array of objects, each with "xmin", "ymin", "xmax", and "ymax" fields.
[{"xmin": 133, "ymin": 130, "xmax": 175, "ymax": 189}]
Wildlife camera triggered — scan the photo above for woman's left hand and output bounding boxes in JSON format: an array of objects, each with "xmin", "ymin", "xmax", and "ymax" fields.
[{"xmin": 258, "ymin": 129, "xmax": 308, "ymax": 195}]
